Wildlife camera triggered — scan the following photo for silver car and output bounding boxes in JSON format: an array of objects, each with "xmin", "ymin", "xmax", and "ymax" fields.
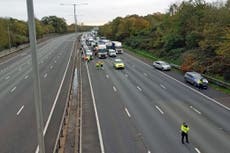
[
  {"xmin": 184, "ymin": 72, "xmax": 208, "ymax": 89},
  {"xmin": 153, "ymin": 61, "xmax": 171, "ymax": 71}
]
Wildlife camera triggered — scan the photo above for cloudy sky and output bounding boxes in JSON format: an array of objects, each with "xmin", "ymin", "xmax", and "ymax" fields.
[{"xmin": 0, "ymin": 0, "xmax": 224, "ymax": 25}]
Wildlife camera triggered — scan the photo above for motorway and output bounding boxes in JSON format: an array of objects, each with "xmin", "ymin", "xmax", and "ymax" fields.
[
  {"xmin": 0, "ymin": 34, "xmax": 76, "ymax": 153},
  {"xmin": 86, "ymin": 53, "xmax": 230, "ymax": 153}
]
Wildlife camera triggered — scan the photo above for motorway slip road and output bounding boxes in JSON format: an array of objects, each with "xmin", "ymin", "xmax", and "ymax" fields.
[
  {"xmin": 85, "ymin": 52, "xmax": 230, "ymax": 153},
  {"xmin": 0, "ymin": 34, "xmax": 76, "ymax": 153}
]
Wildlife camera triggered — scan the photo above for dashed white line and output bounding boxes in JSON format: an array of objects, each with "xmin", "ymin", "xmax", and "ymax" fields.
[
  {"xmin": 190, "ymin": 106, "xmax": 202, "ymax": 115},
  {"xmin": 24, "ymin": 75, "xmax": 29, "ymax": 79},
  {"xmin": 5, "ymin": 76, "xmax": 10, "ymax": 80},
  {"xmin": 106, "ymin": 74, "xmax": 109, "ymax": 78},
  {"xmin": 160, "ymin": 84, "xmax": 166, "ymax": 89},
  {"xmin": 137, "ymin": 86, "xmax": 142, "ymax": 92},
  {"xmin": 195, "ymin": 147, "xmax": 201, "ymax": 153},
  {"xmin": 113, "ymin": 86, "xmax": 117, "ymax": 92},
  {"xmin": 44, "ymin": 73, "xmax": 47, "ymax": 78},
  {"xmin": 17, "ymin": 105, "xmax": 24, "ymax": 116},
  {"xmin": 50, "ymin": 66, "xmax": 53, "ymax": 69},
  {"xmin": 124, "ymin": 52, "xmax": 230, "ymax": 111},
  {"xmin": 10, "ymin": 87, "xmax": 17, "ymax": 93},
  {"xmin": 54, "ymin": 60, "xmax": 57, "ymax": 63},
  {"xmin": 125, "ymin": 108, "xmax": 131, "ymax": 118},
  {"xmin": 144, "ymin": 73, "xmax": 148, "ymax": 76},
  {"xmin": 155, "ymin": 105, "xmax": 164, "ymax": 114}
]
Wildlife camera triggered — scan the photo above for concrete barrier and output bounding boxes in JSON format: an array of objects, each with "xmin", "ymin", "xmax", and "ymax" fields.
[{"xmin": 0, "ymin": 44, "xmax": 29, "ymax": 58}]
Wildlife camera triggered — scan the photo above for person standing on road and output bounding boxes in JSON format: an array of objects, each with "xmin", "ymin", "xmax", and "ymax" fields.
[{"xmin": 181, "ymin": 122, "xmax": 190, "ymax": 144}]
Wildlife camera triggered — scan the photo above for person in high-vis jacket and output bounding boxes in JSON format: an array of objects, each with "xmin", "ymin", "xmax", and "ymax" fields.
[{"xmin": 181, "ymin": 122, "xmax": 190, "ymax": 144}]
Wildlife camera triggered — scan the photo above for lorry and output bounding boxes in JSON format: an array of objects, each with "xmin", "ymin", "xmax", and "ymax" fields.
[
  {"xmin": 97, "ymin": 44, "xmax": 107, "ymax": 59},
  {"xmin": 112, "ymin": 41, "xmax": 123, "ymax": 54}
]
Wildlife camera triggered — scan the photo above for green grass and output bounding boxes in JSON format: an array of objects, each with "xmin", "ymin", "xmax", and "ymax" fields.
[{"xmin": 209, "ymin": 83, "xmax": 230, "ymax": 95}]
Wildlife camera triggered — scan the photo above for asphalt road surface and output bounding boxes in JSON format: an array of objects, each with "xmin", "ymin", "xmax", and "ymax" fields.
[
  {"xmin": 86, "ymin": 52, "xmax": 230, "ymax": 153},
  {"xmin": 0, "ymin": 34, "xmax": 76, "ymax": 153}
]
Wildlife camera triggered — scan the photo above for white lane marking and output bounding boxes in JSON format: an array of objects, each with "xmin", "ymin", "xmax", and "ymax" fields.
[
  {"xmin": 190, "ymin": 106, "xmax": 202, "ymax": 115},
  {"xmin": 24, "ymin": 75, "xmax": 29, "ymax": 79},
  {"xmin": 125, "ymin": 74, "xmax": 128, "ymax": 77},
  {"xmin": 113, "ymin": 86, "xmax": 117, "ymax": 92},
  {"xmin": 148, "ymin": 150, "xmax": 151, "ymax": 153},
  {"xmin": 106, "ymin": 74, "xmax": 109, "ymax": 78},
  {"xmin": 137, "ymin": 86, "xmax": 142, "ymax": 92},
  {"xmin": 144, "ymin": 73, "xmax": 148, "ymax": 76},
  {"xmin": 155, "ymin": 105, "xmax": 164, "ymax": 114},
  {"xmin": 5, "ymin": 76, "xmax": 10, "ymax": 80},
  {"xmin": 54, "ymin": 60, "xmax": 57, "ymax": 63},
  {"xmin": 160, "ymin": 84, "xmax": 166, "ymax": 89},
  {"xmin": 50, "ymin": 66, "xmax": 53, "ymax": 69},
  {"xmin": 195, "ymin": 147, "xmax": 201, "ymax": 153},
  {"xmin": 86, "ymin": 62, "xmax": 105, "ymax": 153},
  {"xmin": 125, "ymin": 108, "xmax": 131, "ymax": 118},
  {"xmin": 10, "ymin": 87, "xmax": 17, "ymax": 93},
  {"xmin": 44, "ymin": 73, "xmax": 47, "ymax": 78},
  {"xmin": 124, "ymin": 52, "xmax": 230, "ymax": 111},
  {"xmin": 17, "ymin": 105, "xmax": 24, "ymax": 116}
]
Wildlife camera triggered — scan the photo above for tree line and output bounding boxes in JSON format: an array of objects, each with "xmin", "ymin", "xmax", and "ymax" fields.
[
  {"xmin": 0, "ymin": 16, "xmax": 93, "ymax": 51},
  {"xmin": 99, "ymin": 0, "xmax": 230, "ymax": 81}
]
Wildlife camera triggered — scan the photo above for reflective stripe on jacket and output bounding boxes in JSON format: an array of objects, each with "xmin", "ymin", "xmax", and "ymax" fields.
[{"xmin": 181, "ymin": 125, "xmax": 189, "ymax": 133}]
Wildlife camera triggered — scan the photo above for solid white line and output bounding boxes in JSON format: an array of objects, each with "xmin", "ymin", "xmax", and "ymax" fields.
[
  {"xmin": 5, "ymin": 76, "xmax": 10, "ymax": 80},
  {"xmin": 86, "ymin": 62, "xmax": 105, "ymax": 153},
  {"xmin": 10, "ymin": 87, "xmax": 16, "ymax": 93},
  {"xmin": 106, "ymin": 74, "xmax": 109, "ymax": 78},
  {"xmin": 24, "ymin": 75, "xmax": 29, "ymax": 79},
  {"xmin": 137, "ymin": 86, "xmax": 142, "ymax": 92},
  {"xmin": 35, "ymin": 40, "xmax": 74, "ymax": 153},
  {"xmin": 125, "ymin": 108, "xmax": 131, "ymax": 118},
  {"xmin": 190, "ymin": 106, "xmax": 202, "ymax": 115},
  {"xmin": 155, "ymin": 105, "xmax": 164, "ymax": 114},
  {"xmin": 124, "ymin": 52, "xmax": 230, "ymax": 111},
  {"xmin": 17, "ymin": 105, "xmax": 24, "ymax": 116},
  {"xmin": 195, "ymin": 147, "xmax": 201, "ymax": 153},
  {"xmin": 113, "ymin": 86, "xmax": 117, "ymax": 92},
  {"xmin": 44, "ymin": 73, "xmax": 47, "ymax": 78},
  {"xmin": 160, "ymin": 84, "xmax": 166, "ymax": 89}
]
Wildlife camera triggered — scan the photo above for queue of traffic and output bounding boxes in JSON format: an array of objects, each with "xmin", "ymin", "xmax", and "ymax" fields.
[{"xmin": 80, "ymin": 32, "xmax": 125, "ymax": 69}]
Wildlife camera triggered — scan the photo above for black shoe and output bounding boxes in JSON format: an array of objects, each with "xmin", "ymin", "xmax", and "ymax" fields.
[
  {"xmin": 182, "ymin": 142, "xmax": 184, "ymax": 144},
  {"xmin": 186, "ymin": 141, "xmax": 189, "ymax": 143}
]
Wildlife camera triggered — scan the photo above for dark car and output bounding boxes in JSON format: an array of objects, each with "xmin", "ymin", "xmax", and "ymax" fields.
[{"xmin": 184, "ymin": 72, "xmax": 208, "ymax": 89}]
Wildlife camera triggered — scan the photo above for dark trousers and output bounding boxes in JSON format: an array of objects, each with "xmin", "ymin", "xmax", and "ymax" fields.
[{"xmin": 181, "ymin": 132, "xmax": 189, "ymax": 143}]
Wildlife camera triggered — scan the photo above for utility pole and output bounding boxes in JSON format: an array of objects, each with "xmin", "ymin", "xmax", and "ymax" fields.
[{"xmin": 26, "ymin": 0, "xmax": 45, "ymax": 153}]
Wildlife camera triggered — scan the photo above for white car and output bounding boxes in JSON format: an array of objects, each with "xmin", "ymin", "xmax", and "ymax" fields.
[
  {"xmin": 153, "ymin": 61, "xmax": 171, "ymax": 71},
  {"xmin": 108, "ymin": 49, "xmax": 116, "ymax": 57}
]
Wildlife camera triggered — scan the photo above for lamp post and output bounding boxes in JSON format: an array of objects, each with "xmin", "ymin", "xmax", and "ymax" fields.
[
  {"xmin": 26, "ymin": 0, "xmax": 45, "ymax": 153},
  {"xmin": 7, "ymin": 19, "xmax": 11, "ymax": 51},
  {"xmin": 60, "ymin": 2, "xmax": 87, "ymax": 38}
]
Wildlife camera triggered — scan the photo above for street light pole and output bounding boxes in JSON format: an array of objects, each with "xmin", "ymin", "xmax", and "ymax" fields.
[
  {"xmin": 73, "ymin": 4, "xmax": 77, "ymax": 38},
  {"xmin": 26, "ymin": 0, "xmax": 45, "ymax": 153},
  {"xmin": 60, "ymin": 2, "xmax": 87, "ymax": 38},
  {"xmin": 7, "ymin": 20, "xmax": 11, "ymax": 51}
]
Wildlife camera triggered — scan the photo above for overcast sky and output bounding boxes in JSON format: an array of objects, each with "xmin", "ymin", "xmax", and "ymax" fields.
[{"xmin": 0, "ymin": 0, "xmax": 224, "ymax": 25}]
